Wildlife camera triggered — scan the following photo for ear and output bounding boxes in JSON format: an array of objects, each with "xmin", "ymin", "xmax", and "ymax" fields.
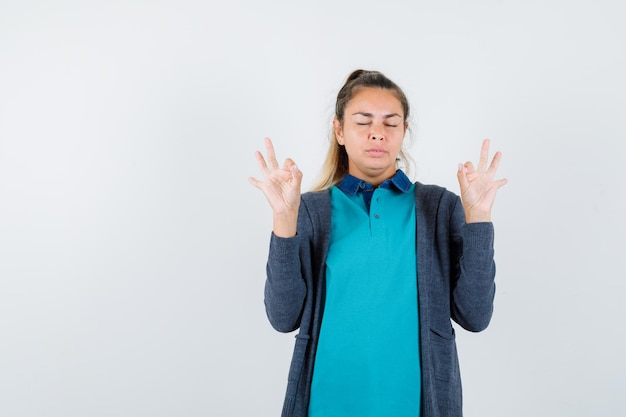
[{"xmin": 333, "ymin": 119, "xmax": 344, "ymax": 145}]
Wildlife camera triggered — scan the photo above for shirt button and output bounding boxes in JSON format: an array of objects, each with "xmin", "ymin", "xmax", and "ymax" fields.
[{"xmin": 374, "ymin": 213, "xmax": 380, "ymax": 219}]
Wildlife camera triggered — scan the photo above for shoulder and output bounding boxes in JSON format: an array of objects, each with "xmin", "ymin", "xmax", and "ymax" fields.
[
  {"xmin": 413, "ymin": 181, "xmax": 463, "ymax": 226},
  {"xmin": 302, "ymin": 188, "xmax": 331, "ymax": 210},
  {"xmin": 413, "ymin": 182, "xmax": 465, "ymax": 236},
  {"xmin": 298, "ymin": 189, "xmax": 332, "ymax": 231},
  {"xmin": 413, "ymin": 181, "xmax": 459, "ymax": 205},
  {"xmin": 301, "ymin": 189, "xmax": 331, "ymax": 206}
]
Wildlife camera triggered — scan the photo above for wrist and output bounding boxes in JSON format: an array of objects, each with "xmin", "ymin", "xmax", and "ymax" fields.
[
  {"xmin": 465, "ymin": 211, "xmax": 491, "ymax": 223},
  {"xmin": 273, "ymin": 212, "xmax": 298, "ymax": 237}
]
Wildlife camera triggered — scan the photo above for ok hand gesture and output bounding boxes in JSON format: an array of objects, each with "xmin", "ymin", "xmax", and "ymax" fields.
[
  {"xmin": 457, "ymin": 139, "xmax": 508, "ymax": 223},
  {"xmin": 249, "ymin": 138, "xmax": 303, "ymax": 237}
]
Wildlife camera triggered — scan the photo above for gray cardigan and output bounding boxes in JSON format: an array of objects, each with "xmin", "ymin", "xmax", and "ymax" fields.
[{"xmin": 265, "ymin": 182, "xmax": 496, "ymax": 417}]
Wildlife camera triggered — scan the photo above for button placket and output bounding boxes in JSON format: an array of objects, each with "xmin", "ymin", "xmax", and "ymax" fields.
[{"xmin": 372, "ymin": 190, "xmax": 381, "ymax": 220}]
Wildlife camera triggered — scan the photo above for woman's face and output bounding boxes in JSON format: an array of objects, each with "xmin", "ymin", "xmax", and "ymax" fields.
[{"xmin": 334, "ymin": 87, "xmax": 407, "ymax": 185}]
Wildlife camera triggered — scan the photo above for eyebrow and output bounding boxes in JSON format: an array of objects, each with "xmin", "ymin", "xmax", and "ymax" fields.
[{"xmin": 351, "ymin": 112, "xmax": 402, "ymax": 119}]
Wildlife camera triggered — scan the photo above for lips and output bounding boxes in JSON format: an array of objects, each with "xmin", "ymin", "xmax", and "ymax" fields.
[{"xmin": 366, "ymin": 148, "xmax": 387, "ymax": 156}]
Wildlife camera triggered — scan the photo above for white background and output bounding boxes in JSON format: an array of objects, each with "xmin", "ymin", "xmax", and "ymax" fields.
[{"xmin": 1, "ymin": 1, "xmax": 625, "ymax": 416}]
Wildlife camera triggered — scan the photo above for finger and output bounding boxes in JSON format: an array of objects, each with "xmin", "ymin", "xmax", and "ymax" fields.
[
  {"xmin": 288, "ymin": 161, "xmax": 304, "ymax": 189},
  {"xmin": 254, "ymin": 150, "xmax": 271, "ymax": 177},
  {"xmin": 284, "ymin": 158, "xmax": 304, "ymax": 188},
  {"xmin": 284, "ymin": 158, "xmax": 300, "ymax": 175},
  {"xmin": 477, "ymin": 138, "xmax": 490, "ymax": 172},
  {"xmin": 283, "ymin": 157, "xmax": 297, "ymax": 170},
  {"xmin": 457, "ymin": 163, "xmax": 470, "ymax": 192},
  {"xmin": 265, "ymin": 137, "xmax": 280, "ymax": 170},
  {"xmin": 487, "ymin": 151, "xmax": 502, "ymax": 176},
  {"xmin": 495, "ymin": 178, "xmax": 508, "ymax": 188},
  {"xmin": 463, "ymin": 161, "xmax": 476, "ymax": 175},
  {"xmin": 248, "ymin": 176, "xmax": 263, "ymax": 189}
]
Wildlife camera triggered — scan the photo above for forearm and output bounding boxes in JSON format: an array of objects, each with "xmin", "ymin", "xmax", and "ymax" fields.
[
  {"xmin": 264, "ymin": 232, "xmax": 307, "ymax": 332},
  {"xmin": 451, "ymin": 222, "xmax": 496, "ymax": 332}
]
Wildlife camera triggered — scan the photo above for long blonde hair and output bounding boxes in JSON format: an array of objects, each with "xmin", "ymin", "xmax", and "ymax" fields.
[{"xmin": 311, "ymin": 70, "xmax": 413, "ymax": 191}]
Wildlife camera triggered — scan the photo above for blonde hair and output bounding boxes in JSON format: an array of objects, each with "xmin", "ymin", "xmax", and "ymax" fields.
[{"xmin": 311, "ymin": 70, "xmax": 414, "ymax": 191}]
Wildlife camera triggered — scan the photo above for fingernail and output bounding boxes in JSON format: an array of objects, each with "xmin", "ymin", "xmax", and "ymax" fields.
[{"xmin": 458, "ymin": 163, "xmax": 463, "ymax": 171}]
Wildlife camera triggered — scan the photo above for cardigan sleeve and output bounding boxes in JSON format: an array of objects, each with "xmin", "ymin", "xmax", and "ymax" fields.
[
  {"xmin": 449, "ymin": 196, "xmax": 496, "ymax": 332},
  {"xmin": 264, "ymin": 199, "xmax": 313, "ymax": 333}
]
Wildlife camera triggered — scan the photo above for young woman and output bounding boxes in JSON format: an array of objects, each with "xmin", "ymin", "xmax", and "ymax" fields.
[{"xmin": 249, "ymin": 70, "xmax": 507, "ymax": 417}]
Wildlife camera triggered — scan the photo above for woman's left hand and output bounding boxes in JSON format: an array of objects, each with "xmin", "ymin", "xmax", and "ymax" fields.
[{"xmin": 457, "ymin": 139, "xmax": 508, "ymax": 223}]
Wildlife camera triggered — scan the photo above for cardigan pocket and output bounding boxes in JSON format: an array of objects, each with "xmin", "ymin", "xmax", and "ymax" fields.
[
  {"xmin": 429, "ymin": 326, "xmax": 457, "ymax": 382},
  {"xmin": 429, "ymin": 326, "xmax": 462, "ymax": 414},
  {"xmin": 282, "ymin": 334, "xmax": 310, "ymax": 416},
  {"xmin": 430, "ymin": 325, "xmax": 455, "ymax": 340},
  {"xmin": 287, "ymin": 333, "xmax": 310, "ymax": 382}
]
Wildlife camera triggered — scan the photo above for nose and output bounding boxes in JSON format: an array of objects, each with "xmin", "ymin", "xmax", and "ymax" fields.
[{"xmin": 369, "ymin": 124, "xmax": 384, "ymax": 141}]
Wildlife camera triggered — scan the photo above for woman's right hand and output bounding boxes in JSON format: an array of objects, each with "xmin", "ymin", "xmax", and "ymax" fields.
[{"xmin": 248, "ymin": 138, "xmax": 303, "ymax": 237}]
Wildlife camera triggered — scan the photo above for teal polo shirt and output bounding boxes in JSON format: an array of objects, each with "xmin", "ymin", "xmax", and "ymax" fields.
[{"xmin": 308, "ymin": 170, "xmax": 421, "ymax": 416}]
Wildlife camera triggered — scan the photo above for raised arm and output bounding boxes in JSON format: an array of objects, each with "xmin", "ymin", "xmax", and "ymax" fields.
[
  {"xmin": 449, "ymin": 139, "xmax": 508, "ymax": 330},
  {"xmin": 250, "ymin": 138, "xmax": 307, "ymax": 332}
]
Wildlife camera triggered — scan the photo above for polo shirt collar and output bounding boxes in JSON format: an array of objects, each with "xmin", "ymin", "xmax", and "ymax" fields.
[{"xmin": 337, "ymin": 169, "xmax": 412, "ymax": 196}]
